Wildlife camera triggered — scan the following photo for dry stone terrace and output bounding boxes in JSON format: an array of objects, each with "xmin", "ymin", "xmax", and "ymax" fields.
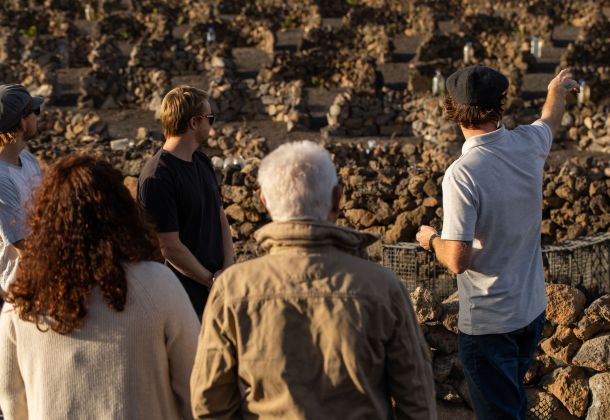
[{"xmin": 1, "ymin": 1, "xmax": 610, "ymax": 418}]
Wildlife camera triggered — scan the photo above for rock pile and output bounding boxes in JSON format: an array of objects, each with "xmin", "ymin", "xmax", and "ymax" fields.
[
  {"xmin": 409, "ymin": 283, "xmax": 610, "ymax": 419},
  {"xmin": 559, "ymin": 105, "xmax": 610, "ymax": 153},
  {"xmin": 258, "ymin": 26, "xmax": 382, "ymax": 92},
  {"xmin": 342, "ymin": 3, "xmax": 408, "ymax": 35},
  {"xmin": 78, "ymin": 38, "xmax": 128, "ymax": 108},
  {"xmin": 541, "ymin": 156, "xmax": 610, "ymax": 242},
  {"xmin": 238, "ymin": 0, "xmax": 321, "ymax": 32},
  {"xmin": 207, "ymin": 58, "xmax": 310, "ymax": 131},
  {"xmin": 324, "ymin": 89, "xmax": 462, "ymax": 142}
]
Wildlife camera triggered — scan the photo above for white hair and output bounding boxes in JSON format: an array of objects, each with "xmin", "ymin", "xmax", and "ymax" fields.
[{"xmin": 258, "ymin": 141, "xmax": 338, "ymax": 222}]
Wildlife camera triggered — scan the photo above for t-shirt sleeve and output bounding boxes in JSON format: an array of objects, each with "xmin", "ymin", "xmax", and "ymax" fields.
[
  {"xmin": 0, "ymin": 179, "xmax": 25, "ymax": 244},
  {"xmin": 529, "ymin": 120, "xmax": 553, "ymax": 155},
  {"xmin": 139, "ymin": 177, "xmax": 179, "ymax": 233},
  {"xmin": 441, "ymin": 170, "xmax": 478, "ymax": 242}
]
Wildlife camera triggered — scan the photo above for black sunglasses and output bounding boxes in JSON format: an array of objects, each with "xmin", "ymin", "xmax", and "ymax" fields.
[{"xmin": 202, "ymin": 113, "xmax": 215, "ymax": 126}]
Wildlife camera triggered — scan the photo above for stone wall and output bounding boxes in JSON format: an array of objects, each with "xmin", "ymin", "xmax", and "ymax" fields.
[
  {"xmin": 324, "ymin": 90, "xmax": 462, "ymax": 140},
  {"xmin": 410, "ymin": 283, "xmax": 610, "ymax": 419},
  {"xmin": 208, "ymin": 58, "xmax": 310, "ymax": 131},
  {"xmin": 198, "ymin": 140, "xmax": 608, "ymax": 261}
]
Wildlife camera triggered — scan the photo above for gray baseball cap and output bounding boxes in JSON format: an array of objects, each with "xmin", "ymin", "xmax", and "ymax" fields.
[{"xmin": 0, "ymin": 84, "xmax": 44, "ymax": 132}]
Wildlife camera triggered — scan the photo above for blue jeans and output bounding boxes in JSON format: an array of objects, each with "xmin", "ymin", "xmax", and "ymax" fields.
[{"xmin": 458, "ymin": 311, "xmax": 546, "ymax": 420}]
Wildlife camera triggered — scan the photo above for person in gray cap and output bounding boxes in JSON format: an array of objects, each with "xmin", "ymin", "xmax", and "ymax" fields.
[
  {"xmin": 415, "ymin": 66, "xmax": 578, "ymax": 420},
  {"xmin": 0, "ymin": 84, "xmax": 43, "ymax": 299}
]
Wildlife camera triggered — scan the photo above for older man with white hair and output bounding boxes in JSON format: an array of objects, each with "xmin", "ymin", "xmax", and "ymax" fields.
[{"xmin": 190, "ymin": 141, "xmax": 436, "ymax": 420}]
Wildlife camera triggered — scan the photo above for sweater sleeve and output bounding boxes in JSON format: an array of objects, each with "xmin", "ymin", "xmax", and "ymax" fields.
[
  {"xmin": 161, "ymin": 270, "xmax": 201, "ymax": 420},
  {"xmin": 0, "ymin": 305, "xmax": 28, "ymax": 419},
  {"xmin": 190, "ymin": 281, "xmax": 241, "ymax": 420},
  {"xmin": 386, "ymin": 280, "xmax": 437, "ymax": 420}
]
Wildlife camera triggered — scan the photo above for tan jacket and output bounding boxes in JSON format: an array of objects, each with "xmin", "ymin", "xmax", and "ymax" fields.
[{"xmin": 191, "ymin": 221, "xmax": 436, "ymax": 420}]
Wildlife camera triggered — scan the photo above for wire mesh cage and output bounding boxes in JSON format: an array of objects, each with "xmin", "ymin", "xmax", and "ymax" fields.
[
  {"xmin": 381, "ymin": 242, "xmax": 457, "ymax": 300},
  {"xmin": 525, "ymin": 389, "xmax": 559, "ymax": 420},
  {"xmin": 542, "ymin": 232, "xmax": 610, "ymax": 300},
  {"xmin": 382, "ymin": 232, "xmax": 610, "ymax": 301}
]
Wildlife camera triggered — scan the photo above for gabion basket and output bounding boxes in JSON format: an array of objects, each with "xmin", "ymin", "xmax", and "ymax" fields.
[
  {"xmin": 542, "ymin": 232, "xmax": 610, "ymax": 300},
  {"xmin": 381, "ymin": 242, "xmax": 457, "ymax": 301},
  {"xmin": 382, "ymin": 232, "xmax": 610, "ymax": 301}
]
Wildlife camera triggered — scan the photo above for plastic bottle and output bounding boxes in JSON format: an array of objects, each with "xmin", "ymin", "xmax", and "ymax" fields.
[{"xmin": 110, "ymin": 138, "xmax": 135, "ymax": 151}]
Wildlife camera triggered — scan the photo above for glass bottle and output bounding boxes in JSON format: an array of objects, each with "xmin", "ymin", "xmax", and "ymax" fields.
[
  {"xmin": 577, "ymin": 80, "xmax": 590, "ymax": 105},
  {"xmin": 206, "ymin": 27, "xmax": 216, "ymax": 44},
  {"xmin": 432, "ymin": 70, "xmax": 445, "ymax": 96},
  {"xmin": 84, "ymin": 4, "xmax": 95, "ymax": 22},
  {"xmin": 530, "ymin": 36, "xmax": 542, "ymax": 59},
  {"xmin": 463, "ymin": 42, "xmax": 474, "ymax": 64}
]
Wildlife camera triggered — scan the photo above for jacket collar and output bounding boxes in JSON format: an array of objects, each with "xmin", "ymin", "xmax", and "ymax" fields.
[
  {"xmin": 461, "ymin": 125, "xmax": 506, "ymax": 155},
  {"xmin": 254, "ymin": 221, "xmax": 378, "ymax": 258}
]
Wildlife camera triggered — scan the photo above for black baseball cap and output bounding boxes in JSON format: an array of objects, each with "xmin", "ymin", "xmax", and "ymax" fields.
[
  {"xmin": 446, "ymin": 65, "xmax": 509, "ymax": 107},
  {"xmin": 0, "ymin": 84, "xmax": 44, "ymax": 132}
]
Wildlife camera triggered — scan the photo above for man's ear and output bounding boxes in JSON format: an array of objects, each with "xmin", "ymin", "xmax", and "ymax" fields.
[
  {"xmin": 188, "ymin": 116, "xmax": 197, "ymax": 131},
  {"xmin": 18, "ymin": 118, "xmax": 27, "ymax": 133},
  {"xmin": 328, "ymin": 184, "xmax": 343, "ymax": 222}
]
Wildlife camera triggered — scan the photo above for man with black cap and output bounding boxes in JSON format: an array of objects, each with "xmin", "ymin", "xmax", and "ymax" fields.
[
  {"xmin": 416, "ymin": 66, "xmax": 578, "ymax": 419},
  {"xmin": 0, "ymin": 84, "xmax": 43, "ymax": 299}
]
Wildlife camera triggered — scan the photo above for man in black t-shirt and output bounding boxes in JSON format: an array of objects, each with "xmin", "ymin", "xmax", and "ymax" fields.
[{"xmin": 138, "ymin": 86, "xmax": 234, "ymax": 317}]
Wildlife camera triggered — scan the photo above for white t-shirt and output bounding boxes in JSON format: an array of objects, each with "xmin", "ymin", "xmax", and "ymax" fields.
[
  {"xmin": 0, "ymin": 150, "xmax": 41, "ymax": 291},
  {"xmin": 441, "ymin": 121, "xmax": 551, "ymax": 335}
]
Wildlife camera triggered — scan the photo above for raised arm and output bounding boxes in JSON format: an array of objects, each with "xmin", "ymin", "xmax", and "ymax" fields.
[{"xmin": 540, "ymin": 68, "xmax": 579, "ymax": 138}]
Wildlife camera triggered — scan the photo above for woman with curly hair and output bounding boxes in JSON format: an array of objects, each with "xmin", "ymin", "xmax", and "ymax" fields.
[{"xmin": 0, "ymin": 155, "xmax": 199, "ymax": 420}]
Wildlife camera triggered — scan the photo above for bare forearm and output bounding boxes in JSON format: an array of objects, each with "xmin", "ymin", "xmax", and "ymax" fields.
[
  {"xmin": 540, "ymin": 90, "xmax": 565, "ymax": 137},
  {"xmin": 417, "ymin": 227, "xmax": 472, "ymax": 275},
  {"xmin": 162, "ymin": 243, "xmax": 213, "ymax": 287},
  {"xmin": 432, "ymin": 238, "xmax": 472, "ymax": 275},
  {"xmin": 219, "ymin": 208, "xmax": 234, "ymax": 268},
  {"xmin": 540, "ymin": 69, "xmax": 579, "ymax": 137}
]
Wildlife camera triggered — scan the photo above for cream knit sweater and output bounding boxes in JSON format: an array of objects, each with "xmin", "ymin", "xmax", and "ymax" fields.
[{"xmin": 0, "ymin": 261, "xmax": 200, "ymax": 420}]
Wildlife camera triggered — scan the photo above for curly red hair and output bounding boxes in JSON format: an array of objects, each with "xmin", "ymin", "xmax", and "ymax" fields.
[{"xmin": 7, "ymin": 155, "xmax": 161, "ymax": 334}]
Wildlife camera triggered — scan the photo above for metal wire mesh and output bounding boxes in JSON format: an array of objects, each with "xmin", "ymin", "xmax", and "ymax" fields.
[
  {"xmin": 381, "ymin": 243, "xmax": 457, "ymax": 300},
  {"xmin": 543, "ymin": 232, "xmax": 610, "ymax": 300},
  {"xmin": 382, "ymin": 233, "xmax": 610, "ymax": 300},
  {"xmin": 525, "ymin": 389, "xmax": 558, "ymax": 420}
]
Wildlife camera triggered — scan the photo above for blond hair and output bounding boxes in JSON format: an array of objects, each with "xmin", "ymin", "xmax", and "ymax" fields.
[
  {"xmin": 0, "ymin": 128, "xmax": 18, "ymax": 147},
  {"xmin": 159, "ymin": 86, "xmax": 209, "ymax": 138}
]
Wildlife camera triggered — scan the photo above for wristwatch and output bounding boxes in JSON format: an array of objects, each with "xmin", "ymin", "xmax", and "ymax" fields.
[{"xmin": 429, "ymin": 233, "xmax": 440, "ymax": 253}]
